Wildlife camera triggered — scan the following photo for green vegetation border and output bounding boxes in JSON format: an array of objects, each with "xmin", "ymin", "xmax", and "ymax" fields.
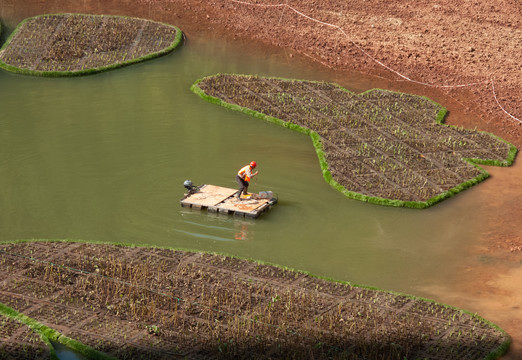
[
  {"xmin": 0, "ymin": 238, "xmax": 512, "ymax": 359},
  {"xmin": 191, "ymin": 74, "xmax": 517, "ymax": 209},
  {"xmin": 0, "ymin": 302, "xmax": 114, "ymax": 360},
  {"xmin": 0, "ymin": 13, "xmax": 183, "ymax": 77},
  {"xmin": 0, "ymin": 302, "xmax": 59, "ymax": 360}
]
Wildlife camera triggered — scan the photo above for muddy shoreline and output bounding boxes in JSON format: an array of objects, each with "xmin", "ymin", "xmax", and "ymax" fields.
[{"xmin": 2, "ymin": 1, "xmax": 520, "ymax": 144}]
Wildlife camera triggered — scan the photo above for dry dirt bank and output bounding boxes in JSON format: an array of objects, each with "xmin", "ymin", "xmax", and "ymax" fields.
[{"xmin": 4, "ymin": 0, "xmax": 520, "ymax": 145}]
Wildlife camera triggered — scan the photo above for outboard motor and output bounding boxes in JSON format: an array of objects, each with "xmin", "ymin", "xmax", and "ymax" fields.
[
  {"xmin": 183, "ymin": 180, "xmax": 199, "ymax": 194},
  {"xmin": 257, "ymin": 191, "xmax": 273, "ymax": 199},
  {"xmin": 253, "ymin": 190, "xmax": 278, "ymax": 205}
]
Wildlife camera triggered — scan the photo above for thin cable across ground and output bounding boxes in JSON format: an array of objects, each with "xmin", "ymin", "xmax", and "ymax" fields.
[{"xmin": 230, "ymin": 0, "xmax": 520, "ymax": 125}]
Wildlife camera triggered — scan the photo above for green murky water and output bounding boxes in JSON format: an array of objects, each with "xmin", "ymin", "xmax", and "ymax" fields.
[{"xmin": 0, "ymin": 6, "xmax": 493, "ymax": 297}]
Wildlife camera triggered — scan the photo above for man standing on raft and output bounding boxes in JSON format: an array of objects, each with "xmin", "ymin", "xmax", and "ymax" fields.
[{"xmin": 236, "ymin": 161, "xmax": 258, "ymax": 201}]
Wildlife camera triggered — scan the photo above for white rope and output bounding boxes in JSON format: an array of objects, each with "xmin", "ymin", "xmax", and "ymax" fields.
[
  {"xmin": 230, "ymin": 0, "xmax": 521, "ymax": 125},
  {"xmin": 491, "ymin": 78, "xmax": 521, "ymax": 123}
]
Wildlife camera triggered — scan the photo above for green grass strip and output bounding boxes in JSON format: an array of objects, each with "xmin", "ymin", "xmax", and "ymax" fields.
[
  {"xmin": 0, "ymin": 13, "xmax": 183, "ymax": 77},
  {"xmin": 0, "ymin": 301, "xmax": 115, "ymax": 360},
  {"xmin": 0, "ymin": 303, "xmax": 59, "ymax": 360},
  {"xmin": 191, "ymin": 74, "xmax": 517, "ymax": 209}
]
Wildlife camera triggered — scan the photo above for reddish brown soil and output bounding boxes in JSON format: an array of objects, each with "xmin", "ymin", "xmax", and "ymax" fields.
[
  {"xmin": 156, "ymin": 0, "xmax": 521, "ymax": 145},
  {"xmin": 149, "ymin": 0, "xmax": 521, "ymax": 264}
]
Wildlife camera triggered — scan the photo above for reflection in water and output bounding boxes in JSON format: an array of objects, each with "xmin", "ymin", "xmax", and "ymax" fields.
[
  {"xmin": 234, "ymin": 222, "xmax": 250, "ymax": 241},
  {"xmin": 182, "ymin": 219, "xmax": 238, "ymax": 233},
  {"xmin": 51, "ymin": 341, "xmax": 88, "ymax": 360},
  {"xmin": 179, "ymin": 213, "xmax": 254, "ymax": 241},
  {"xmin": 171, "ymin": 228, "xmax": 233, "ymax": 242}
]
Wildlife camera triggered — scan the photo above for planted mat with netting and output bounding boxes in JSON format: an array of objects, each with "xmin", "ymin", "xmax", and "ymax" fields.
[
  {"xmin": 0, "ymin": 241, "xmax": 510, "ymax": 359},
  {"xmin": 0, "ymin": 14, "xmax": 182, "ymax": 76},
  {"xmin": 192, "ymin": 74, "xmax": 517, "ymax": 208},
  {"xmin": 0, "ymin": 314, "xmax": 51, "ymax": 360}
]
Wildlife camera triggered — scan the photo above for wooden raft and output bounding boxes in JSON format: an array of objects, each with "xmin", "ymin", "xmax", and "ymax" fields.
[{"xmin": 180, "ymin": 184, "xmax": 274, "ymax": 218}]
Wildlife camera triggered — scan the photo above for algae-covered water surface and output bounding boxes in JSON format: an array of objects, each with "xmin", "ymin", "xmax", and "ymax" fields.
[{"xmin": 0, "ymin": 13, "xmax": 510, "ymax": 299}]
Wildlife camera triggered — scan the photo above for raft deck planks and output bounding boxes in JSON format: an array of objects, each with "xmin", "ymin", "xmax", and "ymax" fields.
[{"xmin": 180, "ymin": 184, "xmax": 274, "ymax": 218}]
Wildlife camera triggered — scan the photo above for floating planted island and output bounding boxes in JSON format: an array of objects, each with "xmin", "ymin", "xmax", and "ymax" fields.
[
  {"xmin": 0, "ymin": 14, "xmax": 182, "ymax": 76},
  {"xmin": 192, "ymin": 74, "xmax": 517, "ymax": 208},
  {"xmin": 0, "ymin": 241, "xmax": 511, "ymax": 359}
]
